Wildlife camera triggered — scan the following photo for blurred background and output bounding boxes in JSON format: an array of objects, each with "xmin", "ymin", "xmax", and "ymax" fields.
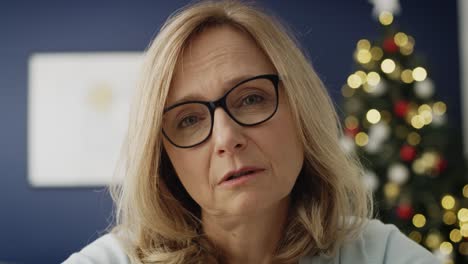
[{"xmin": 0, "ymin": 0, "xmax": 465, "ymax": 263}]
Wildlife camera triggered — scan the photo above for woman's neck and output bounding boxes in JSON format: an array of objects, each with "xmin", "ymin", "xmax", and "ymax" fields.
[{"xmin": 201, "ymin": 196, "xmax": 290, "ymax": 264}]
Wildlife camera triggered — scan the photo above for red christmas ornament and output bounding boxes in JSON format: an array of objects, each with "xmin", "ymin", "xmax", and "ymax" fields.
[
  {"xmin": 394, "ymin": 100, "xmax": 409, "ymax": 118},
  {"xmin": 345, "ymin": 127, "xmax": 359, "ymax": 137},
  {"xmin": 396, "ymin": 204, "xmax": 414, "ymax": 220},
  {"xmin": 383, "ymin": 37, "xmax": 399, "ymax": 53},
  {"xmin": 436, "ymin": 158, "xmax": 448, "ymax": 173},
  {"xmin": 400, "ymin": 145, "xmax": 416, "ymax": 162}
]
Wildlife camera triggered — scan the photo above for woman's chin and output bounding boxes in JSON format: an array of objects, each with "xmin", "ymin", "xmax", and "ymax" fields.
[{"xmin": 222, "ymin": 192, "xmax": 285, "ymax": 218}]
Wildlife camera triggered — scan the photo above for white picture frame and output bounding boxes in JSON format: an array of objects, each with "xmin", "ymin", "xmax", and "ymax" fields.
[{"xmin": 28, "ymin": 52, "xmax": 142, "ymax": 187}]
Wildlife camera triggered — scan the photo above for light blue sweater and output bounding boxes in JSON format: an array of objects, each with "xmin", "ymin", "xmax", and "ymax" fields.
[{"xmin": 63, "ymin": 219, "xmax": 441, "ymax": 263}]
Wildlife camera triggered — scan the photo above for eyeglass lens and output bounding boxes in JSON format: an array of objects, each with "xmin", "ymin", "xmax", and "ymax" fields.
[{"xmin": 163, "ymin": 76, "xmax": 278, "ymax": 147}]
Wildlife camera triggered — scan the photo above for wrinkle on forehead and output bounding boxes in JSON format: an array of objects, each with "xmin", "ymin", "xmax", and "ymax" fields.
[
  {"xmin": 176, "ymin": 25, "xmax": 260, "ymax": 77},
  {"xmin": 182, "ymin": 49, "xmax": 250, "ymax": 84},
  {"xmin": 179, "ymin": 29, "xmax": 255, "ymax": 76},
  {"xmin": 168, "ymin": 25, "xmax": 276, "ymax": 105}
]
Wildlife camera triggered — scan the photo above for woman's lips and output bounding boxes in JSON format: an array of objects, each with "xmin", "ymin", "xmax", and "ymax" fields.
[{"xmin": 218, "ymin": 168, "xmax": 265, "ymax": 187}]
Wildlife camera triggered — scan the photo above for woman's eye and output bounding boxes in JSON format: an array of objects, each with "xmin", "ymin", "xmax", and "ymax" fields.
[
  {"xmin": 179, "ymin": 115, "xmax": 199, "ymax": 128},
  {"xmin": 242, "ymin": 94, "xmax": 264, "ymax": 106}
]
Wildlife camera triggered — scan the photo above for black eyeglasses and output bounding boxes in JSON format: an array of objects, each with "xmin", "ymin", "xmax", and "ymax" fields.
[{"xmin": 162, "ymin": 74, "xmax": 280, "ymax": 148}]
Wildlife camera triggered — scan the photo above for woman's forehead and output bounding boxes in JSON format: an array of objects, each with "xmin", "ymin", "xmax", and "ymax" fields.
[{"xmin": 166, "ymin": 26, "xmax": 275, "ymax": 105}]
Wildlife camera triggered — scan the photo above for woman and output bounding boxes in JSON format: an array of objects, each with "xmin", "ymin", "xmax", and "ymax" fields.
[{"xmin": 65, "ymin": 1, "xmax": 439, "ymax": 263}]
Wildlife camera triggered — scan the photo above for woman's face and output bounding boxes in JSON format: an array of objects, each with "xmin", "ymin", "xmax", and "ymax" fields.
[{"xmin": 163, "ymin": 25, "xmax": 304, "ymax": 217}]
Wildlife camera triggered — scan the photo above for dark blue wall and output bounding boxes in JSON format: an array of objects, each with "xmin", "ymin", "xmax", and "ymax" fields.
[{"xmin": 0, "ymin": 1, "xmax": 460, "ymax": 263}]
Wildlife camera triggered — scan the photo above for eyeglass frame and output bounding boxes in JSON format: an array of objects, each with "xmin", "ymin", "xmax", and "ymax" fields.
[{"xmin": 162, "ymin": 74, "xmax": 280, "ymax": 148}]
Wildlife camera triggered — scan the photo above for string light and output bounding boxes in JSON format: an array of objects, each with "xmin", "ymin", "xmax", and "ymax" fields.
[
  {"xmin": 422, "ymin": 114, "xmax": 432, "ymax": 125},
  {"xmin": 425, "ymin": 232, "xmax": 442, "ymax": 249},
  {"xmin": 433, "ymin": 101, "xmax": 447, "ymax": 115},
  {"xmin": 379, "ymin": 11, "xmax": 394, "ymax": 26},
  {"xmin": 407, "ymin": 132, "xmax": 421, "ymax": 146},
  {"xmin": 440, "ymin": 242, "xmax": 453, "ymax": 255},
  {"xmin": 408, "ymin": 231, "xmax": 422, "ymax": 243},
  {"xmin": 400, "ymin": 36, "xmax": 415, "ymax": 55},
  {"xmin": 341, "ymin": 85, "xmax": 355, "ymax": 97},
  {"xmin": 384, "ymin": 182, "xmax": 400, "ymax": 199},
  {"xmin": 449, "ymin": 229, "xmax": 462, "ymax": 243},
  {"xmin": 367, "ymin": 71, "xmax": 380, "ymax": 86},
  {"xmin": 381, "ymin": 59, "xmax": 396, "ymax": 73},
  {"xmin": 356, "ymin": 49, "xmax": 372, "ymax": 64},
  {"xmin": 370, "ymin": 47, "xmax": 383, "ymax": 61},
  {"xmin": 441, "ymin": 195, "xmax": 456, "ymax": 210},
  {"xmin": 345, "ymin": 116, "xmax": 359, "ymax": 129},
  {"xmin": 418, "ymin": 104, "xmax": 433, "ymax": 125},
  {"xmin": 357, "ymin": 39, "xmax": 371, "ymax": 50},
  {"xmin": 394, "ymin": 32, "xmax": 409, "ymax": 47},
  {"xmin": 366, "ymin": 109, "xmax": 381, "ymax": 124},
  {"xmin": 460, "ymin": 242, "xmax": 468, "ymax": 255},
  {"xmin": 355, "ymin": 71, "xmax": 367, "ymax": 83},
  {"xmin": 347, "ymin": 74, "xmax": 362, "ymax": 89},
  {"xmin": 411, "ymin": 115, "xmax": 425, "ymax": 129},
  {"xmin": 401, "ymin": 69, "xmax": 414, "ymax": 83},
  {"xmin": 443, "ymin": 211, "xmax": 457, "ymax": 225},
  {"xmin": 413, "ymin": 214, "xmax": 426, "ymax": 228},
  {"xmin": 463, "ymin": 184, "xmax": 468, "ymax": 198},
  {"xmin": 413, "ymin": 67, "xmax": 427, "ymax": 81},
  {"xmin": 421, "ymin": 152, "xmax": 437, "ymax": 169},
  {"xmin": 412, "ymin": 159, "xmax": 425, "ymax": 174},
  {"xmin": 418, "ymin": 104, "xmax": 432, "ymax": 113},
  {"xmin": 355, "ymin": 132, "xmax": 369, "ymax": 146},
  {"xmin": 400, "ymin": 45, "xmax": 414, "ymax": 55},
  {"xmin": 460, "ymin": 223, "xmax": 468, "ymax": 237},
  {"xmin": 458, "ymin": 208, "xmax": 468, "ymax": 222}
]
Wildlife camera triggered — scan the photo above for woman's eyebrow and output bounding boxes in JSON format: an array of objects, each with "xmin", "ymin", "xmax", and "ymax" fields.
[
  {"xmin": 169, "ymin": 93, "xmax": 206, "ymax": 106},
  {"xmin": 167, "ymin": 74, "xmax": 254, "ymax": 106}
]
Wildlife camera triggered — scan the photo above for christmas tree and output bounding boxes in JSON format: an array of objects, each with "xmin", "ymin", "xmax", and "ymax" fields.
[{"xmin": 339, "ymin": 1, "xmax": 468, "ymax": 263}]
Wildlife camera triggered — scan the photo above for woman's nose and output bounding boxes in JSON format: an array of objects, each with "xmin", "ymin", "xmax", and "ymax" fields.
[{"xmin": 211, "ymin": 108, "xmax": 247, "ymax": 155}]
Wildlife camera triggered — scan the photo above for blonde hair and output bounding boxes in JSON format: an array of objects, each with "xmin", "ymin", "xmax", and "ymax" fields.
[{"xmin": 110, "ymin": 1, "xmax": 373, "ymax": 263}]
